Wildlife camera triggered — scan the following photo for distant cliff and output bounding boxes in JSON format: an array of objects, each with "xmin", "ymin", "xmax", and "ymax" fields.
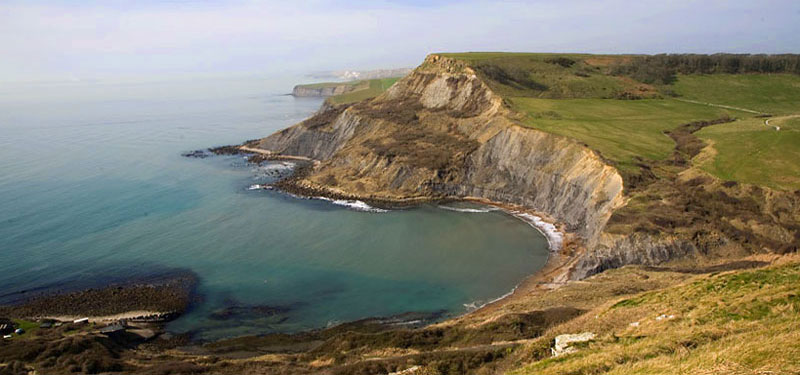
[{"xmin": 291, "ymin": 81, "xmax": 362, "ymax": 97}]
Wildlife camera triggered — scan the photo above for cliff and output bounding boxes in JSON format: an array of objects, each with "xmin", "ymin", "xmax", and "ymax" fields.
[
  {"xmin": 291, "ymin": 82, "xmax": 360, "ymax": 97},
  {"xmin": 260, "ymin": 55, "xmax": 624, "ymax": 274},
  {"xmin": 256, "ymin": 54, "xmax": 800, "ymax": 281}
]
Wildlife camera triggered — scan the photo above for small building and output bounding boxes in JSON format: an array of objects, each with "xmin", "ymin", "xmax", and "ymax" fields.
[
  {"xmin": 14, "ymin": 328, "xmax": 24, "ymax": 335},
  {"xmin": 2, "ymin": 334, "xmax": 11, "ymax": 339},
  {"xmin": 73, "ymin": 317, "xmax": 89, "ymax": 324},
  {"xmin": 39, "ymin": 322, "xmax": 53, "ymax": 329}
]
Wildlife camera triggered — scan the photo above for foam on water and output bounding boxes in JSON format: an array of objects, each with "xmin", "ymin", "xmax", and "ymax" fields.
[
  {"xmin": 510, "ymin": 212, "xmax": 563, "ymax": 252},
  {"xmin": 463, "ymin": 285, "xmax": 518, "ymax": 312},
  {"xmin": 316, "ymin": 197, "xmax": 388, "ymax": 213},
  {"xmin": 437, "ymin": 205, "xmax": 500, "ymax": 213}
]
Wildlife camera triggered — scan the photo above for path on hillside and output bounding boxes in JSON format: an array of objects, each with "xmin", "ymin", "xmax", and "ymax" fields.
[
  {"xmin": 359, "ymin": 338, "xmax": 538, "ymax": 364},
  {"xmin": 673, "ymin": 98, "xmax": 764, "ymax": 115},
  {"xmin": 765, "ymin": 114, "xmax": 800, "ymax": 131},
  {"xmin": 672, "ymin": 98, "xmax": 800, "ymax": 131},
  {"xmin": 239, "ymin": 146, "xmax": 319, "ymax": 164}
]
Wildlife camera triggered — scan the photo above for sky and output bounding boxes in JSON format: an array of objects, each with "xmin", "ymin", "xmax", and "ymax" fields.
[{"xmin": 1, "ymin": 0, "xmax": 799, "ymax": 82}]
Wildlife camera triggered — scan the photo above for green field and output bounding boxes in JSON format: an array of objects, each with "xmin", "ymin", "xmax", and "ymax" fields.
[
  {"xmin": 439, "ymin": 52, "xmax": 643, "ymax": 99},
  {"xmin": 295, "ymin": 80, "xmax": 365, "ymax": 90},
  {"xmin": 672, "ymin": 74, "xmax": 800, "ymax": 115},
  {"xmin": 327, "ymin": 77, "xmax": 401, "ymax": 105},
  {"xmin": 511, "ymin": 98, "xmax": 732, "ymax": 168},
  {"xmin": 695, "ymin": 117, "xmax": 800, "ymax": 190},
  {"xmin": 439, "ymin": 53, "xmax": 800, "ymax": 189}
]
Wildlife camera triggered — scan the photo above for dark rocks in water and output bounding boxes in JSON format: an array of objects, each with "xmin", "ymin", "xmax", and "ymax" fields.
[
  {"xmin": 209, "ymin": 145, "xmax": 243, "ymax": 155},
  {"xmin": 0, "ymin": 272, "xmax": 198, "ymax": 319},
  {"xmin": 181, "ymin": 149, "xmax": 211, "ymax": 158},
  {"xmin": 208, "ymin": 304, "xmax": 293, "ymax": 321},
  {"xmin": 183, "ymin": 145, "xmax": 248, "ymax": 158}
]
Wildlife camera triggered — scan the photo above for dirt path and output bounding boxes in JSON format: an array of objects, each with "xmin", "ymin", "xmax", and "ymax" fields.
[
  {"xmin": 361, "ymin": 338, "xmax": 537, "ymax": 363},
  {"xmin": 672, "ymin": 98, "xmax": 799, "ymax": 131},
  {"xmin": 765, "ymin": 114, "xmax": 800, "ymax": 131},
  {"xmin": 239, "ymin": 146, "xmax": 320, "ymax": 166},
  {"xmin": 673, "ymin": 98, "xmax": 764, "ymax": 115}
]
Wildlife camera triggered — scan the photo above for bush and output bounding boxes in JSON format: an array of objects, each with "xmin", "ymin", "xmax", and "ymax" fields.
[{"xmin": 474, "ymin": 64, "xmax": 548, "ymax": 91}]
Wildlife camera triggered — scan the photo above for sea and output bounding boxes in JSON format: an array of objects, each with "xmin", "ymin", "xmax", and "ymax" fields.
[{"xmin": 0, "ymin": 75, "xmax": 549, "ymax": 340}]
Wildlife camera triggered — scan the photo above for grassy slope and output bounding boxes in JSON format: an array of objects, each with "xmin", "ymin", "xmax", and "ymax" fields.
[
  {"xmin": 695, "ymin": 117, "xmax": 800, "ymax": 190},
  {"xmin": 327, "ymin": 77, "xmax": 401, "ymax": 105},
  {"xmin": 511, "ymin": 260, "xmax": 800, "ymax": 374},
  {"xmin": 295, "ymin": 80, "xmax": 366, "ymax": 90},
  {"xmin": 671, "ymin": 73, "xmax": 800, "ymax": 115},
  {"xmin": 441, "ymin": 52, "xmax": 638, "ymax": 99},
  {"xmin": 511, "ymin": 98, "xmax": 731, "ymax": 170},
  {"xmin": 442, "ymin": 52, "xmax": 800, "ymax": 189}
]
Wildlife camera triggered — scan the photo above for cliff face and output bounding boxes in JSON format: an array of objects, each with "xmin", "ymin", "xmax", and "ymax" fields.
[
  {"xmin": 292, "ymin": 83, "xmax": 360, "ymax": 97},
  {"xmin": 259, "ymin": 55, "xmax": 625, "ymax": 262},
  {"xmin": 253, "ymin": 54, "xmax": 800, "ymax": 281}
]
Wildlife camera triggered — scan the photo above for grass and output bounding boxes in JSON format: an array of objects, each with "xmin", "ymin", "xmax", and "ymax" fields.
[
  {"xmin": 511, "ymin": 97, "xmax": 732, "ymax": 169},
  {"xmin": 695, "ymin": 117, "xmax": 800, "ymax": 190},
  {"xmin": 327, "ymin": 77, "xmax": 401, "ymax": 105},
  {"xmin": 671, "ymin": 74, "xmax": 800, "ymax": 115},
  {"xmin": 9, "ymin": 319, "xmax": 39, "ymax": 340},
  {"xmin": 439, "ymin": 52, "xmax": 643, "ymax": 99},
  {"xmin": 436, "ymin": 53, "xmax": 800, "ymax": 188},
  {"xmin": 510, "ymin": 261, "xmax": 800, "ymax": 374},
  {"xmin": 295, "ymin": 80, "xmax": 366, "ymax": 90}
]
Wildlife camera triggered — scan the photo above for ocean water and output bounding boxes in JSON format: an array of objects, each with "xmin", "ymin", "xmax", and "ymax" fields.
[{"xmin": 0, "ymin": 75, "xmax": 549, "ymax": 340}]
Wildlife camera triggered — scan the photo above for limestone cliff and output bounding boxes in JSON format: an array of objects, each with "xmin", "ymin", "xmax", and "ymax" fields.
[
  {"xmin": 258, "ymin": 55, "xmax": 627, "ymax": 278},
  {"xmin": 251, "ymin": 54, "xmax": 800, "ymax": 281}
]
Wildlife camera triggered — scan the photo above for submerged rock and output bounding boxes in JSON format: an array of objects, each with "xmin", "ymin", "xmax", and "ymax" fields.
[{"xmin": 181, "ymin": 150, "xmax": 211, "ymax": 158}]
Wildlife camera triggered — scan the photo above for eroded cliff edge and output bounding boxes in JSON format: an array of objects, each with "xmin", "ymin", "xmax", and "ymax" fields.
[
  {"xmin": 257, "ymin": 55, "xmax": 625, "ymax": 279},
  {"xmin": 252, "ymin": 54, "xmax": 799, "ymax": 281}
]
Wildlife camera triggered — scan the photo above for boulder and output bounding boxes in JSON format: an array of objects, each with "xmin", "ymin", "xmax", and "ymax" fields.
[{"xmin": 552, "ymin": 332, "xmax": 596, "ymax": 356}]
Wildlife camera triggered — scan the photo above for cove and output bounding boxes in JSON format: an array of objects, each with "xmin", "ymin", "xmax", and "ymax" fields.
[{"xmin": 0, "ymin": 76, "xmax": 550, "ymax": 340}]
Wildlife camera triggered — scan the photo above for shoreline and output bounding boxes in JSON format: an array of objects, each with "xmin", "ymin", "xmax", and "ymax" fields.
[
  {"xmin": 246, "ymin": 153, "xmax": 578, "ymax": 316},
  {"xmin": 1, "ymin": 149, "xmax": 577, "ymax": 344},
  {"xmin": 0, "ymin": 273, "xmax": 196, "ymax": 323}
]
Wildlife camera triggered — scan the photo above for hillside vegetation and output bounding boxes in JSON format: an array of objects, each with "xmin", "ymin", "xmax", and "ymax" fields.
[
  {"xmin": 511, "ymin": 258, "xmax": 800, "ymax": 375},
  {"xmin": 326, "ymin": 77, "xmax": 401, "ymax": 105},
  {"xmin": 442, "ymin": 52, "xmax": 800, "ymax": 190}
]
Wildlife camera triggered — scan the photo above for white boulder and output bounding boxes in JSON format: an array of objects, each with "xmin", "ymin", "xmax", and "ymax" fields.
[{"xmin": 552, "ymin": 332, "xmax": 596, "ymax": 357}]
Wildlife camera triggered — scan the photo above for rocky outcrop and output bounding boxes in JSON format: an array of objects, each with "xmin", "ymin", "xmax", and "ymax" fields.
[
  {"xmin": 571, "ymin": 233, "xmax": 698, "ymax": 279},
  {"xmin": 552, "ymin": 332, "xmax": 596, "ymax": 356},
  {"xmin": 257, "ymin": 54, "xmax": 798, "ymax": 282},
  {"xmin": 256, "ymin": 55, "xmax": 628, "ymax": 274},
  {"xmin": 444, "ymin": 126, "xmax": 624, "ymax": 244}
]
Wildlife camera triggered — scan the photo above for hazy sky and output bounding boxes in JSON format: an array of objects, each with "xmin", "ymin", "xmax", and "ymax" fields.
[{"xmin": 2, "ymin": 0, "xmax": 799, "ymax": 82}]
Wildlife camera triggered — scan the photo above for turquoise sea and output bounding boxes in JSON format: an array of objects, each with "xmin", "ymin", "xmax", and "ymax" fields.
[{"xmin": 0, "ymin": 76, "xmax": 549, "ymax": 340}]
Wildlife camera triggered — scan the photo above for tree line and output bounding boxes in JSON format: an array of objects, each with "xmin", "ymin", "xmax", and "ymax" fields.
[{"xmin": 611, "ymin": 54, "xmax": 800, "ymax": 85}]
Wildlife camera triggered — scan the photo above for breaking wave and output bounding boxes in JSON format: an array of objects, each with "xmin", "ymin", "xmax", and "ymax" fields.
[
  {"xmin": 438, "ymin": 205, "xmax": 500, "ymax": 213},
  {"xmin": 463, "ymin": 286, "xmax": 518, "ymax": 312},
  {"xmin": 509, "ymin": 212, "xmax": 563, "ymax": 252},
  {"xmin": 316, "ymin": 197, "xmax": 388, "ymax": 213}
]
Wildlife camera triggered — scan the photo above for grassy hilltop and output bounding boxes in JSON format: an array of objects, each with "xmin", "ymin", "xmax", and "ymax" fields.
[
  {"xmin": 3, "ymin": 53, "xmax": 796, "ymax": 375},
  {"xmin": 294, "ymin": 77, "xmax": 401, "ymax": 105},
  {"xmin": 439, "ymin": 52, "xmax": 800, "ymax": 191}
]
